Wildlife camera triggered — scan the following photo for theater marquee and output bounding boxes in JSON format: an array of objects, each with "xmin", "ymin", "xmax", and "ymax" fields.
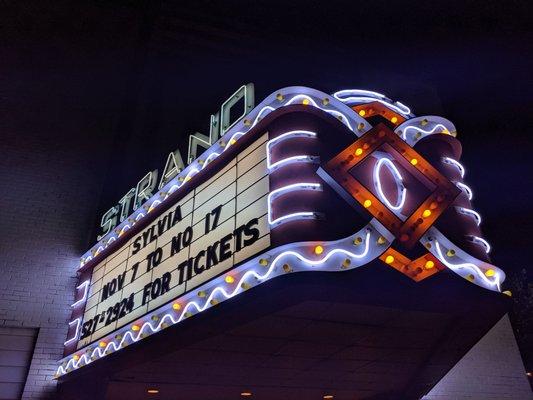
[
  {"xmin": 56, "ymin": 85, "xmax": 506, "ymax": 378},
  {"xmin": 77, "ymin": 135, "xmax": 270, "ymax": 348}
]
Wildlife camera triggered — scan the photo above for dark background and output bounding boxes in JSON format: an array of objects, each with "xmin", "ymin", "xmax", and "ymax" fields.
[{"xmin": 2, "ymin": 0, "xmax": 532, "ymax": 376}]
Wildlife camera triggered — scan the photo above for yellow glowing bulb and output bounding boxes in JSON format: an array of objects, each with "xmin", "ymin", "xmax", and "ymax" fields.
[
  {"xmin": 99, "ymin": 341, "xmax": 106, "ymax": 348},
  {"xmin": 172, "ymin": 303, "xmax": 181, "ymax": 310},
  {"xmin": 485, "ymin": 269, "xmax": 495, "ymax": 277},
  {"xmin": 410, "ymin": 158, "xmax": 418, "ymax": 166},
  {"xmin": 314, "ymin": 245, "xmax": 324, "ymax": 255},
  {"xmin": 363, "ymin": 199, "xmax": 372, "ymax": 208},
  {"xmin": 358, "ymin": 109, "xmax": 366, "ymax": 116},
  {"xmin": 391, "ymin": 116, "xmax": 398, "ymax": 123},
  {"xmin": 225, "ymin": 275, "xmax": 235, "ymax": 284},
  {"xmin": 230, "ymin": 139, "xmax": 237, "ymax": 145},
  {"xmin": 385, "ymin": 255, "xmax": 395, "ymax": 264},
  {"xmin": 424, "ymin": 260, "xmax": 435, "ymax": 269},
  {"xmin": 73, "ymin": 354, "xmax": 80, "ymax": 360},
  {"xmin": 422, "ymin": 209, "xmax": 432, "ymax": 218},
  {"xmin": 131, "ymin": 324, "xmax": 140, "ymax": 331},
  {"xmin": 355, "ymin": 147, "xmax": 363, "ymax": 156},
  {"xmin": 302, "ymin": 98, "xmax": 310, "ymax": 105},
  {"xmin": 147, "ymin": 389, "xmax": 159, "ymax": 394},
  {"xmin": 503, "ymin": 290, "xmax": 512, "ymax": 297}
]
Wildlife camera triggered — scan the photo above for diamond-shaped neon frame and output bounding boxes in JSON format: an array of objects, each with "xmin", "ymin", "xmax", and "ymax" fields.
[{"xmin": 322, "ymin": 123, "xmax": 460, "ymax": 248}]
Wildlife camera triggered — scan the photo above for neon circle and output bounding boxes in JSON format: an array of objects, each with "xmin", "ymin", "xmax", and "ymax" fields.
[{"xmin": 373, "ymin": 158, "xmax": 406, "ymax": 211}]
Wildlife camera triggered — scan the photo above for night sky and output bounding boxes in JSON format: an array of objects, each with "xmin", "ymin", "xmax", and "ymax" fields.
[{"xmin": 3, "ymin": 0, "xmax": 533, "ymax": 370}]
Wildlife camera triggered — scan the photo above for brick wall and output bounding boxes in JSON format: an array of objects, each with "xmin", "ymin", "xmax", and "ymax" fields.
[
  {"xmin": 0, "ymin": 130, "xmax": 114, "ymax": 398},
  {"xmin": 0, "ymin": 3, "xmax": 146, "ymax": 397}
]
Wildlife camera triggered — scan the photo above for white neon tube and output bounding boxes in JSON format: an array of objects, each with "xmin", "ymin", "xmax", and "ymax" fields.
[
  {"xmin": 456, "ymin": 206, "xmax": 482, "ymax": 226},
  {"xmin": 434, "ymin": 241, "xmax": 500, "ymax": 291},
  {"xmin": 266, "ymin": 130, "xmax": 318, "ymax": 171},
  {"xmin": 467, "ymin": 235, "xmax": 491, "ymax": 253},
  {"xmin": 442, "ymin": 157, "xmax": 465, "ymax": 178},
  {"xmin": 456, "ymin": 182, "xmax": 473, "ymax": 200},
  {"xmin": 70, "ymin": 280, "xmax": 90, "ymax": 308},
  {"xmin": 373, "ymin": 158, "xmax": 406, "ymax": 211},
  {"xmin": 268, "ymin": 183, "xmax": 322, "ymax": 226}
]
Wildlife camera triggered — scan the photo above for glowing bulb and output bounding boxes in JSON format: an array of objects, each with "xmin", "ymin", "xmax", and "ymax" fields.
[
  {"xmin": 503, "ymin": 290, "xmax": 512, "ymax": 297},
  {"xmin": 131, "ymin": 324, "xmax": 140, "ymax": 331},
  {"xmin": 172, "ymin": 303, "xmax": 181, "ymax": 310},
  {"xmin": 302, "ymin": 98, "xmax": 310, "ymax": 105},
  {"xmin": 230, "ymin": 138, "xmax": 237, "ymax": 145},
  {"xmin": 73, "ymin": 354, "xmax": 80, "ymax": 361},
  {"xmin": 314, "ymin": 245, "xmax": 324, "ymax": 255},
  {"xmin": 485, "ymin": 269, "xmax": 495, "ymax": 277},
  {"xmin": 147, "ymin": 389, "xmax": 159, "ymax": 394},
  {"xmin": 353, "ymin": 236, "xmax": 362, "ymax": 245},
  {"xmin": 225, "ymin": 275, "xmax": 235, "ymax": 284},
  {"xmin": 258, "ymin": 258, "xmax": 268, "ymax": 266},
  {"xmin": 410, "ymin": 158, "xmax": 418, "ymax": 165},
  {"xmin": 99, "ymin": 341, "xmax": 106, "ymax": 348},
  {"xmin": 355, "ymin": 148, "xmax": 363, "ymax": 156},
  {"xmin": 358, "ymin": 109, "xmax": 366, "ymax": 116},
  {"xmin": 324, "ymin": 396, "xmax": 334, "ymax": 400},
  {"xmin": 424, "ymin": 260, "xmax": 435, "ymax": 269},
  {"xmin": 391, "ymin": 116, "xmax": 398, "ymax": 123},
  {"xmin": 241, "ymin": 393, "xmax": 252, "ymax": 397},
  {"xmin": 363, "ymin": 199, "xmax": 372, "ymax": 208},
  {"xmin": 385, "ymin": 255, "xmax": 395, "ymax": 264},
  {"xmin": 422, "ymin": 209, "xmax": 432, "ymax": 218}
]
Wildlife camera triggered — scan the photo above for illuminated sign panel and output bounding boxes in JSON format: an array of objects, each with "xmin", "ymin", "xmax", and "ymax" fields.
[
  {"xmin": 78, "ymin": 134, "xmax": 270, "ymax": 347},
  {"xmin": 57, "ymin": 85, "xmax": 506, "ymax": 379}
]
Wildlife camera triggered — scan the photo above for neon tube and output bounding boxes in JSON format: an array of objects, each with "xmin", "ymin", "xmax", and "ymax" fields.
[
  {"xmin": 442, "ymin": 157, "xmax": 465, "ymax": 178},
  {"xmin": 63, "ymin": 318, "xmax": 81, "ymax": 346},
  {"xmin": 456, "ymin": 206, "xmax": 482, "ymax": 226},
  {"xmin": 434, "ymin": 241, "xmax": 500, "ymax": 291},
  {"xmin": 70, "ymin": 280, "xmax": 90, "ymax": 308},
  {"xmin": 268, "ymin": 183, "xmax": 322, "ymax": 226},
  {"xmin": 456, "ymin": 182, "xmax": 473, "ymax": 200},
  {"xmin": 333, "ymin": 89, "xmax": 412, "ymax": 116},
  {"xmin": 373, "ymin": 158, "xmax": 406, "ymax": 211},
  {"xmin": 266, "ymin": 130, "xmax": 318, "ymax": 171},
  {"xmin": 467, "ymin": 235, "xmax": 491, "ymax": 253},
  {"xmin": 399, "ymin": 123, "xmax": 448, "ymax": 140}
]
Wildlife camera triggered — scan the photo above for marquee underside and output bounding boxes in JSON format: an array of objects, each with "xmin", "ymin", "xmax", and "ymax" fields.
[{"xmin": 57, "ymin": 260, "xmax": 509, "ymax": 400}]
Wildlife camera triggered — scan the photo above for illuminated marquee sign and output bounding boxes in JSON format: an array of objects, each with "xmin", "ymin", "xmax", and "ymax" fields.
[
  {"xmin": 57, "ymin": 85, "xmax": 506, "ymax": 378},
  {"xmin": 77, "ymin": 134, "xmax": 269, "ymax": 348}
]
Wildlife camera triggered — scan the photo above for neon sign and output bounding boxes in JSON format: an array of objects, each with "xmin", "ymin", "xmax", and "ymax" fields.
[{"xmin": 57, "ymin": 85, "xmax": 506, "ymax": 379}]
